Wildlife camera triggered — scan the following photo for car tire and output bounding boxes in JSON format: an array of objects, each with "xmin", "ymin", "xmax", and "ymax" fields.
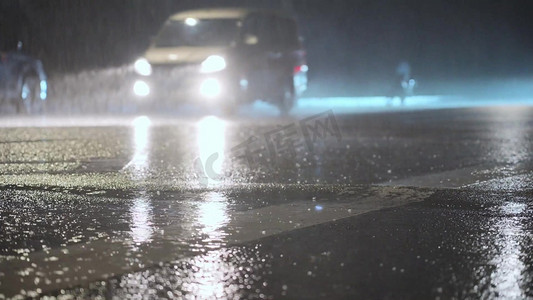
[{"xmin": 18, "ymin": 76, "xmax": 44, "ymax": 114}]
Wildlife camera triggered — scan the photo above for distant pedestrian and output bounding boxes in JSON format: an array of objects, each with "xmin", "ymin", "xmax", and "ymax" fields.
[{"xmin": 388, "ymin": 61, "xmax": 414, "ymax": 104}]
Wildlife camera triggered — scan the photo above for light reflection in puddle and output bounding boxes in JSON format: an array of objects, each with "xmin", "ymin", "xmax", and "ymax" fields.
[
  {"xmin": 126, "ymin": 116, "xmax": 154, "ymax": 245},
  {"xmin": 489, "ymin": 202, "xmax": 527, "ymax": 298},
  {"xmin": 183, "ymin": 192, "xmax": 232, "ymax": 298},
  {"xmin": 483, "ymin": 109, "xmax": 530, "ymax": 296},
  {"xmin": 196, "ymin": 116, "xmax": 227, "ymax": 187},
  {"xmin": 196, "ymin": 191, "xmax": 230, "ymax": 248},
  {"xmin": 89, "ymin": 192, "xmax": 252, "ymax": 299},
  {"xmin": 71, "ymin": 118, "xmax": 245, "ymax": 298},
  {"xmin": 182, "ymin": 249, "xmax": 239, "ymax": 299},
  {"xmin": 81, "ymin": 246, "xmax": 269, "ymax": 299},
  {"xmin": 124, "ymin": 115, "xmax": 152, "ymax": 178},
  {"xmin": 130, "ymin": 192, "xmax": 154, "ymax": 244},
  {"xmin": 489, "ymin": 108, "xmax": 530, "ymax": 167}
]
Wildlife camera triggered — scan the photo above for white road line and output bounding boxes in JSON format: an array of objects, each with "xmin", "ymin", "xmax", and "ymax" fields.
[
  {"xmin": 379, "ymin": 166, "xmax": 524, "ymax": 189},
  {"xmin": 0, "ymin": 186, "xmax": 433, "ymax": 298}
]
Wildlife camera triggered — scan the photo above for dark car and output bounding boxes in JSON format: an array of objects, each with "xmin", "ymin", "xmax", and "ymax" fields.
[
  {"xmin": 0, "ymin": 43, "xmax": 48, "ymax": 113},
  {"xmin": 132, "ymin": 8, "xmax": 308, "ymax": 115}
]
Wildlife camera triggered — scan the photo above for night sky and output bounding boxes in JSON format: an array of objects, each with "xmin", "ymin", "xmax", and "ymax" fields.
[{"xmin": 1, "ymin": 0, "xmax": 532, "ymax": 84}]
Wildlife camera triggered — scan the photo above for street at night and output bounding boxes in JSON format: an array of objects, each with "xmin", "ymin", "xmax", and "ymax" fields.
[
  {"xmin": 1, "ymin": 100, "xmax": 533, "ymax": 298},
  {"xmin": 2, "ymin": 0, "xmax": 533, "ymax": 299}
]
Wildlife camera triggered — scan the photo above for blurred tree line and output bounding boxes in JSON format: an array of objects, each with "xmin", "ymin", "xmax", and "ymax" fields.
[{"xmin": 1, "ymin": 0, "xmax": 532, "ymax": 80}]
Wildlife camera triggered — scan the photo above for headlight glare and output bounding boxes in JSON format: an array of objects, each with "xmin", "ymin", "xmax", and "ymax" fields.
[
  {"xmin": 133, "ymin": 80, "xmax": 150, "ymax": 97},
  {"xmin": 134, "ymin": 58, "xmax": 152, "ymax": 76},
  {"xmin": 200, "ymin": 78, "xmax": 222, "ymax": 98},
  {"xmin": 200, "ymin": 55, "xmax": 226, "ymax": 73}
]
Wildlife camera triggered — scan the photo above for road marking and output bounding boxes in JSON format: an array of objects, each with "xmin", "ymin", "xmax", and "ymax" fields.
[
  {"xmin": 465, "ymin": 173, "xmax": 533, "ymax": 191},
  {"xmin": 379, "ymin": 166, "xmax": 527, "ymax": 189},
  {"xmin": 227, "ymin": 186, "xmax": 432, "ymax": 244},
  {"xmin": 0, "ymin": 185, "xmax": 433, "ymax": 298}
]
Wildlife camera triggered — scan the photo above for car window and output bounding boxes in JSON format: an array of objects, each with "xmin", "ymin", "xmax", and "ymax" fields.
[
  {"xmin": 241, "ymin": 14, "xmax": 280, "ymax": 50},
  {"xmin": 277, "ymin": 17, "xmax": 299, "ymax": 49},
  {"xmin": 154, "ymin": 19, "xmax": 240, "ymax": 47}
]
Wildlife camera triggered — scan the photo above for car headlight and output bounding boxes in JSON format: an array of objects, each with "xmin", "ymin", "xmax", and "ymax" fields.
[
  {"xmin": 200, "ymin": 55, "xmax": 226, "ymax": 73},
  {"xmin": 133, "ymin": 80, "xmax": 150, "ymax": 97},
  {"xmin": 134, "ymin": 58, "xmax": 152, "ymax": 76},
  {"xmin": 199, "ymin": 78, "xmax": 222, "ymax": 98}
]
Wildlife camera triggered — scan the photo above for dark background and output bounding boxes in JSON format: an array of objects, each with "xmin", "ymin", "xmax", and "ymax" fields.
[{"xmin": 1, "ymin": 0, "xmax": 532, "ymax": 93}]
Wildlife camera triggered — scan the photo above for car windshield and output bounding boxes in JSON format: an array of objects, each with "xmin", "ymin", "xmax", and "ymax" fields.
[{"xmin": 154, "ymin": 19, "xmax": 240, "ymax": 47}]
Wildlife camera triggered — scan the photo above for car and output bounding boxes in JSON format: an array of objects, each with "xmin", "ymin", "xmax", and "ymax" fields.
[
  {"xmin": 0, "ymin": 42, "xmax": 48, "ymax": 114},
  {"xmin": 132, "ymin": 8, "xmax": 308, "ymax": 115}
]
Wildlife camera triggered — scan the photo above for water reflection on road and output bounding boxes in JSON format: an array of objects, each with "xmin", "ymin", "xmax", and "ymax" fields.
[
  {"xmin": 489, "ymin": 107, "xmax": 531, "ymax": 167},
  {"xmin": 197, "ymin": 192, "xmax": 230, "ymax": 249},
  {"xmin": 181, "ymin": 191, "xmax": 237, "ymax": 299},
  {"xmin": 126, "ymin": 116, "xmax": 237, "ymax": 298},
  {"xmin": 125, "ymin": 115, "xmax": 152, "ymax": 178},
  {"xmin": 130, "ymin": 192, "xmax": 154, "ymax": 244},
  {"xmin": 126, "ymin": 116, "xmax": 155, "ymax": 245},
  {"xmin": 485, "ymin": 108, "xmax": 530, "ymax": 297},
  {"xmin": 196, "ymin": 116, "xmax": 227, "ymax": 187},
  {"xmin": 489, "ymin": 201, "xmax": 528, "ymax": 298}
]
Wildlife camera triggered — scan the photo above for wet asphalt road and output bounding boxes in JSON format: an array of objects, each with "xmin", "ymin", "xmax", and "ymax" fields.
[{"xmin": 1, "ymin": 105, "xmax": 533, "ymax": 299}]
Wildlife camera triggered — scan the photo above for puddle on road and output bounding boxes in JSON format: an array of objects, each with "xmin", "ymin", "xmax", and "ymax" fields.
[
  {"xmin": 54, "ymin": 245, "xmax": 272, "ymax": 300},
  {"xmin": 0, "ymin": 183, "xmax": 431, "ymax": 298},
  {"xmin": 487, "ymin": 201, "xmax": 530, "ymax": 299}
]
